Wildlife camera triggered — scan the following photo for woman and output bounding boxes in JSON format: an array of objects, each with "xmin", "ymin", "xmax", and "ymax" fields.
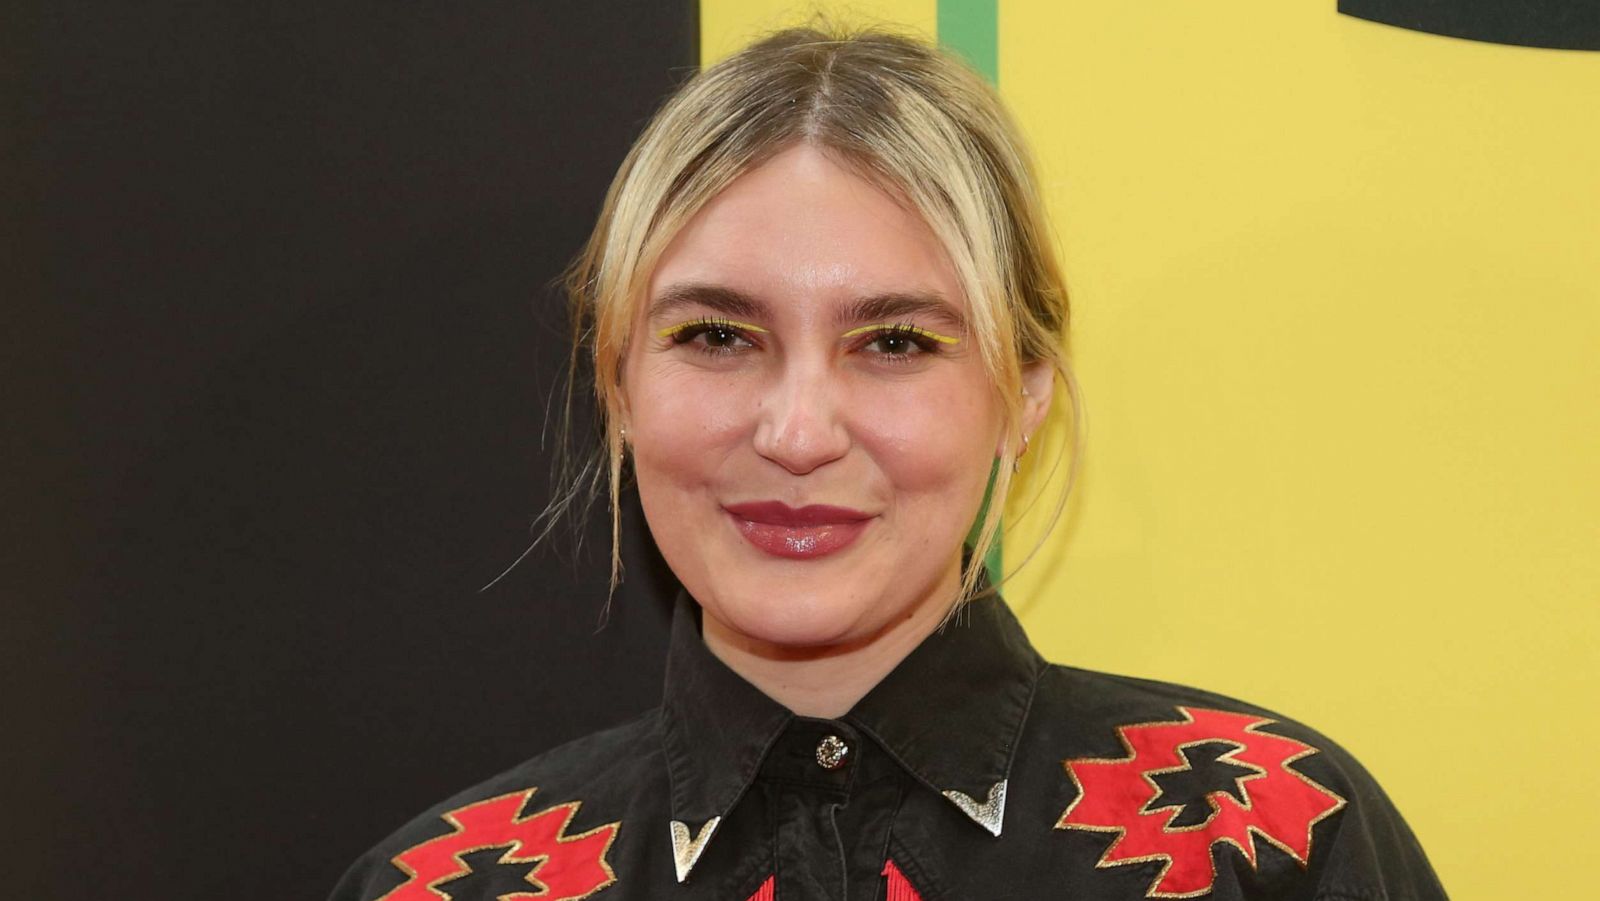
[{"xmin": 330, "ymin": 25, "xmax": 1446, "ymax": 901}]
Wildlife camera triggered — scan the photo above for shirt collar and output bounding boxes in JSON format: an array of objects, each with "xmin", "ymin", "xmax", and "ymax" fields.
[
  {"xmin": 659, "ymin": 570, "xmax": 1048, "ymax": 843},
  {"xmin": 659, "ymin": 592, "xmax": 793, "ymax": 828},
  {"xmin": 845, "ymin": 579, "xmax": 1048, "ymax": 823}
]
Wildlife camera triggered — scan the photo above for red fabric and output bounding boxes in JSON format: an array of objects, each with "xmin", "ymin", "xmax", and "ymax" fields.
[
  {"xmin": 1058, "ymin": 706, "xmax": 1346, "ymax": 897},
  {"xmin": 380, "ymin": 789, "xmax": 617, "ymax": 901},
  {"xmin": 880, "ymin": 859, "xmax": 924, "ymax": 901},
  {"xmin": 746, "ymin": 863, "xmax": 921, "ymax": 900}
]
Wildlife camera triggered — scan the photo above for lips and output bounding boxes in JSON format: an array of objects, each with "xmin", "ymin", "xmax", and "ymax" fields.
[{"xmin": 722, "ymin": 501, "xmax": 874, "ymax": 559}]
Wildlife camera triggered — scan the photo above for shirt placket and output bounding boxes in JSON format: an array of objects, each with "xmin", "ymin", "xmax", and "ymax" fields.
[{"xmin": 759, "ymin": 716, "xmax": 906, "ymax": 901}]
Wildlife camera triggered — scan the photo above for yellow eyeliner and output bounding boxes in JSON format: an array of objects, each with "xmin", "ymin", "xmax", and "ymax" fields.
[
  {"xmin": 841, "ymin": 323, "xmax": 960, "ymax": 344},
  {"xmin": 656, "ymin": 318, "xmax": 770, "ymax": 339}
]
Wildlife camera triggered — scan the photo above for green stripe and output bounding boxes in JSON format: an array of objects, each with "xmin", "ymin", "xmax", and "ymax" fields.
[
  {"xmin": 964, "ymin": 458, "xmax": 1005, "ymax": 588},
  {"xmin": 943, "ymin": 0, "xmax": 1002, "ymax": 584},
  {"xmin": 937, "ymin": 0, "xmax": 998, "ymax": 85}
]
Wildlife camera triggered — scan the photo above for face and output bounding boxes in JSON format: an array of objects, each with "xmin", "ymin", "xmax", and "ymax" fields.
[{"xmin": 619, "ymin": 143, "xmax": 1047, "ymax": 654}]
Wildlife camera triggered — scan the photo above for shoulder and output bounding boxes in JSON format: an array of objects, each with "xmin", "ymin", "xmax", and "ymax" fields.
[
  {"xmin": 326, "ymin": 707, "xmax": 665, "ymax": 901},
  {"xmin": 1013, "ymin": 664, "xmax": 1447, "ymax": 900},
  {"xmin": 1030, "ymin": 663, "xmax": 1377, "ymax": 796},
  {"xmin": 1026, "ymin": 665, "xmax": 1379, "ymax": 798}
]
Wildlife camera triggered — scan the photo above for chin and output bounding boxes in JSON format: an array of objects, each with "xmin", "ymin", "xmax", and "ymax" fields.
[{"xmin": 707, "ymin": 580, "xmax": 880, "ymax": 650}]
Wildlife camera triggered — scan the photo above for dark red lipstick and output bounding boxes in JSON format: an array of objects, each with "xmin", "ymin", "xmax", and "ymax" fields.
[{"xmin": 722, "ymin": 501, "xmax": 874, "ymax": 559}]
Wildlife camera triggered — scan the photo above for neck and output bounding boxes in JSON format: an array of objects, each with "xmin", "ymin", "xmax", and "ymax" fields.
[{"xmin": 699, "ymin": 559, "xmax": 963, "ymax": 718}]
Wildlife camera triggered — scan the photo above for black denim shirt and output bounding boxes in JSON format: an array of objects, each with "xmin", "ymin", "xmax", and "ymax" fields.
[{"xmin": 329, "ymin": 586, "xmax": 1447, "ymax": 900}]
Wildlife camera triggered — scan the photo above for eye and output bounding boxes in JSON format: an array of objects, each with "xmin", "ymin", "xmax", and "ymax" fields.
[
  {"xmin": 690, "ymin": 324, "xmax": 748, "ymax": 350},
  {"xmin": 865, "ymin": 329, "xmax": 926, "ymax": 356},
  {"xmin": 658, "ymin": 317, "xmax": 762, "ymax": 356},
  {"xmin": 852, "ymin": 323, "xmax": 954, "ymax": 363}
]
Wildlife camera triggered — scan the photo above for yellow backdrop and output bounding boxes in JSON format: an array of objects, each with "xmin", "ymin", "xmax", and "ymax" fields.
[{"xmin": 701, "ymin": 3, "xmax": 1600, "ymax": 897}]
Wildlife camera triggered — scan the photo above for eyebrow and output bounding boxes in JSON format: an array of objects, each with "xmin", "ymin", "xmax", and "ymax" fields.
[
  {"xmin": 648, "ymin": 282, "xmax": 967, "ymax": 331},
  {"xmin": 842, "ymin": 292, "xmax": 967, "ymax": 331},
  {"xmin": 649, "ymin": 283, "xmax": 764, "ymax": 322}
]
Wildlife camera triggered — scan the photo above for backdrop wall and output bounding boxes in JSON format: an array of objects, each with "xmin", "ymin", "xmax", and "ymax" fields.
[{"xmin": 9, "ymin": 4, "xmax": 694, "ymax": 897}]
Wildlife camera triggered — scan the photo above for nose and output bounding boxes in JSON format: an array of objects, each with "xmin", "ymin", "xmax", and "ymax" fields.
[{"xmin": 751, "ymin": 357, "xmax": 851, "ymax": 475}]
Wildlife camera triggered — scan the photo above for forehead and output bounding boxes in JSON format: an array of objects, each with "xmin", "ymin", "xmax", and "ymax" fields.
[{"xmin": 646, "ymin": 143, "xmax": 965, "ymax": 317}]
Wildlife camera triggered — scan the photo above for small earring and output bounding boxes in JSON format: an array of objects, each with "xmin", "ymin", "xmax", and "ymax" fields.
[
  {"xmin": 1012, "ymin": 434, "xmax": 1030, "ymax": 473},
  {"xmin": 619, "ymin": 425, "xmax": 627, "ymax": 443}
]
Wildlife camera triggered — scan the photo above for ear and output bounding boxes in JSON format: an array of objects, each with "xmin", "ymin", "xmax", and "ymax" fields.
[{"xmin": 1017, "ymin": 359, "xmax": 1055, "ymax": 442}]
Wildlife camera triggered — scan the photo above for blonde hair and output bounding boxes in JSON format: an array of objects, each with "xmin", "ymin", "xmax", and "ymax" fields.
[{"xmin": 540, "ymin": 20, "xmax": 1081, "ymax": 617}]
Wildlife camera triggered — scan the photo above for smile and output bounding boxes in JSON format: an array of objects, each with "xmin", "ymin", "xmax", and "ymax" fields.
[{"xmin": 722, "ymin": 501, "xmax": 874, "ymax": 560}]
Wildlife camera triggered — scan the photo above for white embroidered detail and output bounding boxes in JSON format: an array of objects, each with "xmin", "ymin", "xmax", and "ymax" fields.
[
  {"xmin": 943, "ymin": 779, "xmax": 1007, "ymax": 837},
  {"xmin": 669, "ymin": 816, "xmax": 722, "ymax": 883}
]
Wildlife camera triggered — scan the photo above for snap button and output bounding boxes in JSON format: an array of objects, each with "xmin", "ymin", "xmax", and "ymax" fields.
[{"xmin": 815, "ymin": 734, "xmax": 850, "ymax": 770}]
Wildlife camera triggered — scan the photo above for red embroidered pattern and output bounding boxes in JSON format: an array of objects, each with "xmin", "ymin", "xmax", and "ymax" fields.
[
  {"xmin": 1057, "ymin": 707, "xmax": 1345, "ymax": 898},
  {"xmin": 379, "ymin": 789, "xmax": 619, "ymax": 901},
  {"xmin": 747, "ymin": 862, "xmax": 923, "ymax": 901},
  {"xmin": 881, "ymin": 859, "xmax": 926, "ymax": 901}
]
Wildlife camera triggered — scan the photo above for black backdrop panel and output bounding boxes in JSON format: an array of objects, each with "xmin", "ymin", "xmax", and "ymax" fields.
[
  {"xmin": 8, "ymin": 3, "xmax": 696, "ymax": 897},
  {"xmin": 1340, "ymin": 0, "xmax": 1600, "ymax": 50}
]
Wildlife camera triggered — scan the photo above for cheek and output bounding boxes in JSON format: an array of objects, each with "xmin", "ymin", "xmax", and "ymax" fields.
[
  {"xmin": 852, "ymin": 373, "xmax": 1000, "ymax": 499},
  {"xmin": 627, "ymin": 362, "xmax": 750, "ymax": 489}
]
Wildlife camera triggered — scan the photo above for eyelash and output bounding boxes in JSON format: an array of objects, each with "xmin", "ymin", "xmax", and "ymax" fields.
[
  {"xmin": 660, "ymin": 317, "xmax": 758, "ymax": 355},
  {"xmin": 662, "ymin": 318, "xmax": 947, "ymax": 364},
  {"xmin": 858, "ymin": 322, "xmax": 948, "ymax": 361}
]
